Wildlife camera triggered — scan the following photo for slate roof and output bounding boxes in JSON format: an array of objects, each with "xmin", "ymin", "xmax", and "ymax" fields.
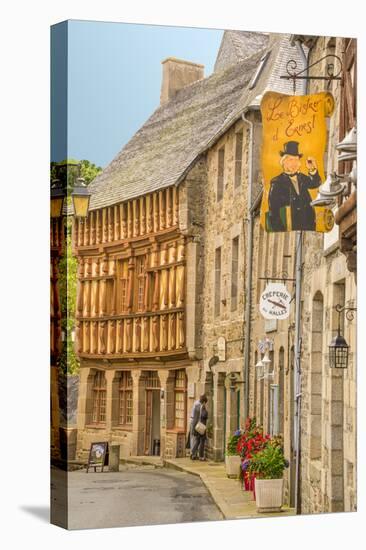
[
  {"xmin": 87, "ymin": 47, "xmax": 265, "ymax": 211},
  {"xmin": 214, "ymin": 30, "xmax": 269, "ymax": 72},
  {"xmin": 204, "ymin": 33, "xmax": 307, "ymax": 152},
  {"xmin": 87, "ymin": 32, "xmax": 306, "ymax": 212}
]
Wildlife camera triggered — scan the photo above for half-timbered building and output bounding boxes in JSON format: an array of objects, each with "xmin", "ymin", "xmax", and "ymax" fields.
[{"xmin": 74, "ymin": 33, "xmax": 269, "ymax": 460}]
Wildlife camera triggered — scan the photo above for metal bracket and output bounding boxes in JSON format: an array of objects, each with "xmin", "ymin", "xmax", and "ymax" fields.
[
  {"xmin": 280, "ymin": 54, "xmax": 343, "ymax": 93},
  {"xmin": 259, "ymin": 269, "xmax": 296, "ymax": 285},
  {"xmin": 335, "ymin": 303, "xmax": 357, "ymax": 322}
]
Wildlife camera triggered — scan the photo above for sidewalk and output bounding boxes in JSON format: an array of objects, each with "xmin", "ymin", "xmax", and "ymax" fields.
[{"xmin": 124, "ymin": 456, "xmax": 295, "ymax": 520}]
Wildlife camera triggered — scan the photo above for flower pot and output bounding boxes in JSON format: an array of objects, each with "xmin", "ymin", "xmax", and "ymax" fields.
[
  {"xmin": 225, "ymin": 455, "xmax": 241, "ymax": 478},
  {"xmin": 254, "ymin": 478, "xmax": 284, "ymax": 512},
  {"xmin": 243, "ymin": 472, "xmax": 255, "ymax": 492}
]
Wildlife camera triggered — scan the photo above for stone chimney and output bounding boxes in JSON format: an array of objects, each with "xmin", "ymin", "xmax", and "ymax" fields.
[{"xmin": 160, "ymin": 57, "xmax": 204, "ymax": 105}]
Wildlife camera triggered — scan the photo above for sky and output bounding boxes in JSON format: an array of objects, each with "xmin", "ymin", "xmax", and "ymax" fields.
[{"xmin": 51, "ymin": 20, "xmax": 223, "ymax": 168}]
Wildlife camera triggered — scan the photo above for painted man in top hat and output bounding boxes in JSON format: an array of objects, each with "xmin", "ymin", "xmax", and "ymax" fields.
[{"xmin": 268, "ymin": 141, "xmax": 322, "ymax": 231}]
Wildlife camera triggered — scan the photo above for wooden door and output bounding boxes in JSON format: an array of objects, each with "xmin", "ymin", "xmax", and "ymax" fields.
[{"xmin": 145, "ymin": 390, "xmax": 153, "ymax": 455}]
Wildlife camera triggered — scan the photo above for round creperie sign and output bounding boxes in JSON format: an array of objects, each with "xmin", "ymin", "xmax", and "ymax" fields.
[{"xmin": 259, "ymin": 282, "xmax": 291, "ymax": 320}]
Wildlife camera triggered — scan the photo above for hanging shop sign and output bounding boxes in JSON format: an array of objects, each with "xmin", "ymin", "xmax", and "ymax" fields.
[
  {"xmin": 260, "ymin": 91, "xmax": 335, "ymax": 233},
  {"xmin": 260, "ymin": 282, "xmax": 291, "ymax": 320}
]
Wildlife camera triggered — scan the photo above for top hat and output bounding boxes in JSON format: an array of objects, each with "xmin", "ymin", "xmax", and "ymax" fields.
[{"xmin": 279, "ymin": 141, "xmax": 303, "ymax": 157}]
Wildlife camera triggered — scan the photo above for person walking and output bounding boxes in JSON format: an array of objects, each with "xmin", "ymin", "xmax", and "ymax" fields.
[{"xmin": 190, "ymin": 395, "xmax": 208, "ymax": 461}]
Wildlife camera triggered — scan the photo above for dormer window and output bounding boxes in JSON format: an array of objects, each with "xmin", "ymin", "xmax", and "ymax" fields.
[{"xmin": 249, "ymin": 51, "xmax": 271, "ymax": 90}]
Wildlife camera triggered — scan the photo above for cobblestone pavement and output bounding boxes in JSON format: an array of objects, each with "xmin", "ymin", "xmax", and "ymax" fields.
[{"xmin": 51, "ymin": 464, "xmax": 223, "ymax": 530}]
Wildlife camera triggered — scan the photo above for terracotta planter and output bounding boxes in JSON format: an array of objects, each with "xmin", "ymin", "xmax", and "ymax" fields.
[
  {"xmin": 225, "ymin": 455, "xmax": 241, "ymax": 478},
  {"xmin": 254, "ymin": 478, "xmax": 284, "ymax": 512}
]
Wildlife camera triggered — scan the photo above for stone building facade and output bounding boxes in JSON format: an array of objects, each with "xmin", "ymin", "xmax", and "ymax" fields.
[
  {"xmin": 295, "ymin": 35, "xmax": 357, "ymax": 514},
  {"xmin": 246, "ymin": 35, "xmax": 357, "ymax": 513}
]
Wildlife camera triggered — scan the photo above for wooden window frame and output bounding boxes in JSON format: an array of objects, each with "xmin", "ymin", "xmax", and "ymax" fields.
[
  {"xmin": 118, "ymin": 259, "xmax": 129, "ymax": 313},
  {"xmin": 174, "ymin": 370, "xmax": 187, "ymax": 431},
  {"xmin": 91, "ymin": 370, "xmax": 107, "ymax": 425},
  {"xmin": 135, "ymin": 255, "xmax": 146, "ymax": 312},
  {"xmin": 118, "ymin": 371, "xmax": 133, "ymax": 427}
]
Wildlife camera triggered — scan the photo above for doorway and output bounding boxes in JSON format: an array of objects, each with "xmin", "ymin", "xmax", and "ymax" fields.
[
  {"xmin": 145, "ymin": 389, "xmax": 161, "ymax": 455},
  {"xmin": 144, "ymin": 371, "xmax": 161, "ymax": 455}
]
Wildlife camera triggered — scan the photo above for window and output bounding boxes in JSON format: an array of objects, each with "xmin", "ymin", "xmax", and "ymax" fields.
[
  {"xmin": 118, "ymin": 259, "xmax": 128, "ymax": 313},
  {"xmin": 92, "ymin": 371, "xmax": 107, "ymax": 424},
  {"xmin": 118, "ymin": 371, "xmax": 133, "ymax": 426},
  {"xmin": 217, "ymin": 147, "xmax": 225, "ymax": 201},
  {"xmin": 234, "ymin": 132, "xmax": 243, "ymax": 188},
  {"xmin": 249, "ymin": 51, "xmax": 271, "ymax": 90},
  {"xmin": 135, "ymin": 255, "xmax": 146, "ymax": 311},
  {"xmin": 231, "ymin": 236, "xmax": 239, "ymax": 311},
  {"xmin": 145, "ymin": 371, "xmax": 161, "ymax": 388},
  {"xmin": 174, "ymin": 370, "xmax": 187, "ymax": 430},
  {"xmin": 214, "ymin": 247, "xmax": 221, "ymax": 317}
]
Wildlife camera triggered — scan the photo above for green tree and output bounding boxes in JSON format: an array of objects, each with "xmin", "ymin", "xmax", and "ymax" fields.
[
  {"xmin": 51, "ymin": 158, "xmax": 102, "ymax": 186},
  {"xmin": 55, "ymin": 158, "xmax": 102, "ymax": 374}
]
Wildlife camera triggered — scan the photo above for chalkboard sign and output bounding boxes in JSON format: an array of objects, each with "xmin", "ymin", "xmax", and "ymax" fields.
[{"xmin": 86, "ymin": 442, "xmax": 109, "ymax": 473}]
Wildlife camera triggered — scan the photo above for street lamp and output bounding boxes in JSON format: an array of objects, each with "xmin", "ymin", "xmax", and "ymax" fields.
[
  {"xmin": 310, "ymin": 172, "xmax": 347, "ymax": 207},
  {"xmin": 256, "ymin": 338, "xmax": 274, "ymax": 380},
  {"xmin": 336, "ymin": 126, "xmax": 357, "ymax": 162},
  {"xmin": 50, "ymin": 179, "xmax": 66, "ymax": 218},
  {"xmin": 71, "ymin": 177, "xmax": 91, "ymax": 218},
  {"xmin": 328, "ymin": 304, "xmax": 356, "ymax": 369}
]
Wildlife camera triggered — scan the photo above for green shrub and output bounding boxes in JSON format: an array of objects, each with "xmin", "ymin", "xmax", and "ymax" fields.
[{"xmin": 247, "ymin": 443, "xmax": 287, "ymax": 479}]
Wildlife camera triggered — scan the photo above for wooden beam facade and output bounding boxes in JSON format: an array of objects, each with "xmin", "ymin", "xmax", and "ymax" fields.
[{"xmin": 73, "ymin": 186, "xmax": 186, "ymax": 361}]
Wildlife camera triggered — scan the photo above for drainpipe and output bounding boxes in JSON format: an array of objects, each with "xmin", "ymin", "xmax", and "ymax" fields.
[
  {"xmin": 293, "ymin": 38, "xmax": 308, "ymax": 515},
  {"xmin": 241, "ymin": 106, "xmax": 259, "ymax": 421}
]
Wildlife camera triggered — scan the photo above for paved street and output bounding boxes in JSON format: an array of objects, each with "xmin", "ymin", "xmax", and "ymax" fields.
[{"xmin": 51, "ymin": 464, "xmax": 222, "ymax": 530}]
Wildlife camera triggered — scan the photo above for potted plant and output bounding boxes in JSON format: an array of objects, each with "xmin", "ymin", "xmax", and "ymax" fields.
[
  {"xmin": 247, "ymin": 442, "xmax": 289, "ymax": 512},
  {"xmin": 225, "ymin": 430, "xmax": 242, "ymax": 477},
  {"xmin": 237, "ymin": 419, "xmax": 270, "ymax": 492}
]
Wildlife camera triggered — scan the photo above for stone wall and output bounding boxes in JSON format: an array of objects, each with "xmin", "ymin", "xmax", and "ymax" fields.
[
  {"xmin": 297, "ymin": 36, "xmax": 357, "ymax": 515},
  {"xmin": 200, "ymin": 118, "xmax": 252, "ymax": 459}
]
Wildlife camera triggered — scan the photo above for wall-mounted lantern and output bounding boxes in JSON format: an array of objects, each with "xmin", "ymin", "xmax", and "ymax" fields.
[
  {"xmin": 328, "ymin": 304, "xmax": 356, "ymax": 369},
  {"xmin": 256, "ymin": 338, "xmax": 274, "ymax": 380},
  {"xmin": 311, "ymin": 127, "xmax": 357, "ymax": 208},
  {"xmin": 336, "ymin": 126, "xmax": 357, "ymax": 162},
  {"xmin": 310, "ymin": 172, "xmax": 347, "ymax": 207},
  {"xmin": 262, "ymin": 352, "xmax": 274, "ymax": 379}
]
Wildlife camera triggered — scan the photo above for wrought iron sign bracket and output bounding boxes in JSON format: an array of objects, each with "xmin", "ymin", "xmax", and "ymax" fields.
[
  {"xmin": 335, "ymin": 303, "xmax": 357, "ymax": 322},
  {"xmin": 280, "ymin": 54, "xmax": 343, "ymax": 93},
  {"xmin": 259, "ymin": 269, "xmax": 296, "ymax": 285}
]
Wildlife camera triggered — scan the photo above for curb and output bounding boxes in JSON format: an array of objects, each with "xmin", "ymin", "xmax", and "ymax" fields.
[{"xmin": 120, "ymin": 457, "xmax": 164, "ymax": 468}]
